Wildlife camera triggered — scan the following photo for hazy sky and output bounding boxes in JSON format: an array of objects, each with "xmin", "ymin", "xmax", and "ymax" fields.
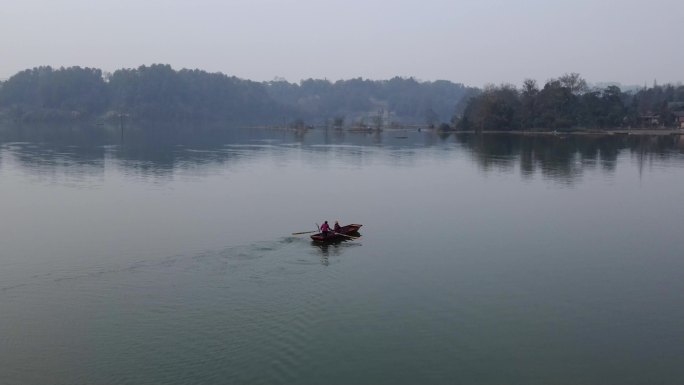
[{"xmin": 1, "ymin": 0, "xmax": 682, "ymax": 87}]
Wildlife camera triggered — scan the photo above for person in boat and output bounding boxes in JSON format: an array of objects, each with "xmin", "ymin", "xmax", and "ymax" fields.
[
  {"xmin": 334, "ymin": 220, "xmax": 341, "ymax": 232},
  {"xmin": 320, "ymin": 221, "xmax": 330, "ymax": 237}
]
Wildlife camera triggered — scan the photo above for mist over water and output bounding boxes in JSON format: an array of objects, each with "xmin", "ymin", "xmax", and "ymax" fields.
[{"xmin": 2, "ymin": 126, "xmax": 684, "ymax": 385}]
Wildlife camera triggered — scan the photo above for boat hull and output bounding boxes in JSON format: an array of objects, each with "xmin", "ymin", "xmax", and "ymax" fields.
[{"xmin": 310, "ymin": 224, "xmax": 362, "ymax": 243}]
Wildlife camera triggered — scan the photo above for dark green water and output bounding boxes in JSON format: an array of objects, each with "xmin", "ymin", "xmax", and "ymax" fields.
[{"xmin": 1, "ymin": 127, "xmax": 684, "ymax": 385}]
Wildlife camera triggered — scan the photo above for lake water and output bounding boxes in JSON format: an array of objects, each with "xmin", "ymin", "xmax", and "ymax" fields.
[{"xmin": 1, "ymin": 126, "xmax": 684, "ymax": 385}]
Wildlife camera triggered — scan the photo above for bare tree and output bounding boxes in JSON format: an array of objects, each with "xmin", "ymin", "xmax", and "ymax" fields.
[{"xmin": 558, "ymin": 73, "xmax": 588, "ymax": 95}]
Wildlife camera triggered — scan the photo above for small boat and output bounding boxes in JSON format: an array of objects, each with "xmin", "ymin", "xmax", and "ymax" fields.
[{"xmin": 311, "ymin": 224, "xmax": 362, "ymax": 243}]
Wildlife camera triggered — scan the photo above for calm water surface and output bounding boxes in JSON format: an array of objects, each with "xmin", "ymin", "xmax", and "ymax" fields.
[{"xmin": 1, "ymin": 126, "xmax": 684, "ymax": 385}]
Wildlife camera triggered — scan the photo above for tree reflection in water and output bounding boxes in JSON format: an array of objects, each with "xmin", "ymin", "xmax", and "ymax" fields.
[
  {"xmin": 454, "ymin": 133, "xmax": 684, "ymax": 184},
  {"xmin": 1, "ymin": 123, "xmax": 683, "ymax": 187}
]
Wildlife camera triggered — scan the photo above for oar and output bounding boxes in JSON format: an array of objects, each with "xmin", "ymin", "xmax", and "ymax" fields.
[
  {"xmin": 292, "ymin": 230, "xmax": 317, "ymax": 235},
  {"xmin": 333, "ymin": 232, "xmax": 361, "ymax": 239}
]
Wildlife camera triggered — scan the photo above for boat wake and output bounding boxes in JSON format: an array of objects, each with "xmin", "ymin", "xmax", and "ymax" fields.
[{"xmin": 0, "ymin": 237, "xmax": 313, "ymax": 294}]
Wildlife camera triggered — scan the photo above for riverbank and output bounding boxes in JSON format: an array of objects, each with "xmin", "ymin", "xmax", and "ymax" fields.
[
  {"xmin": 253, "ymin": 125, "xmax": 684, "ymax": 137},
  {"xmin": 449, "ymin": 129, "xmax": 684, "ymax": 136}
]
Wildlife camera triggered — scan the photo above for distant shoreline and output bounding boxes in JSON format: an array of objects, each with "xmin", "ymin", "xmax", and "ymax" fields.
[
  {"xmin": 252, "ymin": 125, "xmax": 684, "ymax": 136},
  {"xmin": 1, "ymin": 121, "xmax": 681, "ymax": 138},
  {"xmin": 450, "ymin": 129, "xmax": 684, "ymax": 136}
]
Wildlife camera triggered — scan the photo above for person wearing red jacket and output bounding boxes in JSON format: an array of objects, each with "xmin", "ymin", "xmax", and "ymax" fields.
[{"xmin": 320, "ymin": 221, "xmax": 330, "ymax": 237}]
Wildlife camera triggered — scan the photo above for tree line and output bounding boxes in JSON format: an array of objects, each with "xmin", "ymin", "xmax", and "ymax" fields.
[
  {"xmin": 0, "ymin": 65, "xmax": 476, "ymax": 126},
  {"xmin": 1, "ymin": 67, "xmax": 681, "ymax": 130},
  {"xmin": 0, "ymin": 65, "xmax": 281, "ymax": 124},
  {"xmin": 457, "ymin": 73, "xmax": 684, "ymax": 131},
  {"xmin": 266, "ymin": 77, "xmax": 477, "ymax": 126}
]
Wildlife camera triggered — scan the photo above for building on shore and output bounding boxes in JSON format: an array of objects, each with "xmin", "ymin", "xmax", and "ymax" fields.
[
  {"xmin": 637, "ymin": 114, "xmax": 660, "ymax": 128},
  {"xmin": 673, "ymin": 111, "xmax": 684, "ymax": 129},
  {"xmin": 669, "ymin": 103, "xmax": 684, "ymax": 129}
]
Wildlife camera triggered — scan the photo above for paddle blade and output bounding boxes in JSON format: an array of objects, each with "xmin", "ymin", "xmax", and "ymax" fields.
[{"xmin": 292, "ymin": 230, "xmax": 317, "ymax": 235}]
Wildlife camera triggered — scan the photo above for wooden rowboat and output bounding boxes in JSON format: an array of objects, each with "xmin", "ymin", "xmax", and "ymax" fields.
[{"xmin": 310, "ymin": 224, "xmax": 362, "ymax": 243}]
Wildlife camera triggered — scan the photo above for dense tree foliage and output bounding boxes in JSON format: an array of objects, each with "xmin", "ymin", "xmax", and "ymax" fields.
[
  {"xmin": 0, "ymin": 65, "xmax": 475, "ymax": 126},
  {"xmin": 0, "ymin": 66, "xmax": 108, "ymax": 121},
  {"xmin": 106, "ymin": 64, "xmax": 282, "ymax": 123},
  {"xmin": 458, "ymin": 73, "xmax": 684, "ymax": 131},
  {"xmin": 266, "ymin": 76, "xmax": 477, "ymax": 125},
  {"xmin": 1, "ymin": 67, "xmax": 681, "ymax": 130},
  {"xmin": 0, "ymin": 65, "xmax": 287, "ymax": 124}
]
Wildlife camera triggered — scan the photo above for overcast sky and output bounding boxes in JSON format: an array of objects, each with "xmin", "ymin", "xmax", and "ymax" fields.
[{"xmin": 1, "ymin": 0, "xmax": 682, "ymax": 87}]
